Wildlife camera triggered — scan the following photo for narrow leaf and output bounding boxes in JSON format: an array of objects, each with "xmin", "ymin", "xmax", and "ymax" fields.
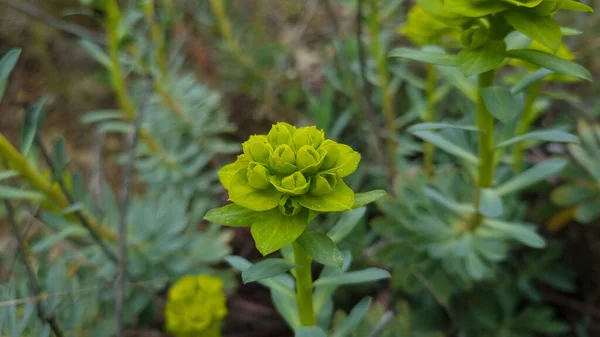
[
  {"xmin": 496, "ymin": 130, "xmax": 579, "ymax": 148},
  {"xmin": 241, "ymin": 258, "xmax": 296, "ymax": 284},
  {"xmin": 313, "ymin": 268, "xmax": 390, "ymax": 287},
  {"xmin": 296, "ymin": 327, "xmax": 328, "ymax": 337},
  {"xmin": 80, "ymin": 110, "xmax": 124, "ymax": 123},
  {"xmin": 204, "ymin": 203, "xmax": 260, "ymax": 227},
  {"xmin": 496, "ymin": 159, "xmax": 567, "ymax": 195},
  {"xmin": 506, "ymin": 49, "xmax": 592, "ymax": 81},
  {"xmin": 561, "ymin": 0, "xmax": 594, "ymax": 12},
  {"xmin": 0, "ymin": 170, "xmax": 19, "ymax": 181},
  {"xmin": 424, "ymin": 187, "xmax": 476, "ymax": 214},
  {"xmin": 20, "ymin": 97, "xmax": 47, "ymax": 156},
  {"xmin": 510, "ymin": 68, "xmax": 553, "ymax": 94},
  {"xmin": 389, "ymin": 48, "xmax": 458, "ymax": 66},
  {"xmin": 0, "ymin": 49, "xmax": 21, "ymax": 102},
  {"xmin": 297, "ymin": 231, "xmax": 343, "ymax": 268},
  {"xmin": 0, "ymin": 186, "xmax": 45, "ymax": 200},
  {"xmin": 413, "ymin": 131, "xmax": 479, "ymax": 165},
  {"xmin": 330, "ymin": 297, "xmax": 372, "ymax": 337},
  {"xmin": 482, "ymin": 219, "xmax": 546, "ymax": 248},
  {"xmin": 327, "ymin": 207, "xmax": 366, "ymax": 243},
  {"xmin": 408, "ymin": 123, "xmax": 479, "ymax": 133},
  {"xmin": 352, "ymin": 190, "xmax": 386, "ymax": 208},
  {"xmin": 79, "ymin": 40, "xmax": 111, "ymax": 69}
]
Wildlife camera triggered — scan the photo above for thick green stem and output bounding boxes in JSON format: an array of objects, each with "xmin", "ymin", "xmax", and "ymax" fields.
[
  {"xmin": 368, "ymin": 0, "xmax": 396, "ymax": 163},
  {"xmin": 293, "ymin": 242, "xmax": 315, "ymax": 326},
  {"xmin": 512, "ymin": 81, "xmax": 542, "ymax": 173},
  {"xmin": 472, "ymin": 70, "xmax": 496, "ymax": 228},
  {"xmin": 424, "ymin": 64, "xmax": 437, "ymax": 179}
]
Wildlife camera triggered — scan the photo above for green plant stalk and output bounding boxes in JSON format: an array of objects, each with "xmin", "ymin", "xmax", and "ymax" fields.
[
  {"xmin": 368, "ymin": 0, "xmax": 397, "ymax": 163},
  {"xmin": 0, "ymin": 134, "xmax": 117, "ymax": 241},
  {"xmin": 292, "ymin": 242, "xmax": 315, "ymax": 326},
  {"xmin": 209, "ymin": 0, "xmax": 261, "ymax": 78},
  {"xmin": 104, "ymin": 0, "xmax": 166, "ymax": 159},
  {"xmin": 472, "ymin": 70, "xmax": 496, "ymax": 228},
  {"xmin": 512, "ymin": 81, "xmax": 542, "ymax": 173},
  {"xmin": 424, "ymin": 64, "xmax": 437, "ymax": 179},
  {"xmin": 143, "ymin": 0, "xmax": 168, "ymax": 76}
]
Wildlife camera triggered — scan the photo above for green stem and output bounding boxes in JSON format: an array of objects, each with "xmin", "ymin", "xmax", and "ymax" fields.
[
  {"xmin": 512, "ymin": 81, "xmax": 542, "ymax": 173},
  {"xmin": 293, "ymin": 242, "xmax": 315, "ymax": 326},
  {"xmin": 368, "ymin": 0, "xmax": 396, "ymax": 163},
  {"xmin": 472, "ymin": 70, "xmax": 496, "ymax": 229},
  {"xmin": 424, "ymin": 64, "xmax": 437, "ymax": 180}
]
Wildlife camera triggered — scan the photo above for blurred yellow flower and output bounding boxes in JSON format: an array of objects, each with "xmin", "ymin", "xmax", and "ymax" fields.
[
  {"xmin": 165, "ymin": 275, "xmax": 228, "ymax": 337},
  {"xmin": 400, "ymin": 5, "xmax": 460, "ymax": 47}
]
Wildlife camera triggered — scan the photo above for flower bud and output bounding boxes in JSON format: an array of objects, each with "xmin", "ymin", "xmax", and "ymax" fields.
[
  {"xmin": 320, "ymin": 140, "xmax": 341, "ymax": 170},
  {"xmin": 278, "ymin": 195, "xmax": 303, "ymax": 216},
  {"xmin": 310, "ymin": 172, "xmax": 338, "ymax": 196},
  {"xmin": 269, "ymin": 144, "xmax": 296, "ymax": 174},
  {"xmin": 243, "ymin": 135, "xmax": 272, "ymax": 165},
  {"xmin": 268, "ymin": 122, "xmax": 296, "ymax": 147},
  {"xmin": 460, "ymin": 23, "xmax": 489, "ymax": 49},
  {"xmin": 293, "ymin": 126, "xmax": 325, "ymax": 149},
  {"xmin": 247, "ymin": 162, "xmax": 271, "ymax": 189},
  {"xmin": 533, "ymin": 0, "xmax": 563, "ymax": 15},
  {"xmin": 271, "ymin": 172, "xmax": 310, "ymax": 195},
  {"xmin": 296, "ymin": 145, "xmax": 325, "ymax": 174}
]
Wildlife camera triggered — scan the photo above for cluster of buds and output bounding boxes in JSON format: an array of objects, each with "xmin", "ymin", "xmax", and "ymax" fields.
[
  {"xmin": 219, "ymin": 122, "xmax": 360, "ymax": 215},
  {"xmin": 165, "ymin": 275, "xmax": 228, "ymax": 337},
  {"xmin": 416, "ymin": 0, "xmax": 592, "ymax": 52}
]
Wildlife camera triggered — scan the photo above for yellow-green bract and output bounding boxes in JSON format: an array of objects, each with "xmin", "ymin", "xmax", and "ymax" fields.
[
  {"xmin": 205, "ymin": 122, "xmax": 376, "ymax": 256},
  {"xmin": 165, "ymin": 275, "xmax": 227, "ymax": 337}
]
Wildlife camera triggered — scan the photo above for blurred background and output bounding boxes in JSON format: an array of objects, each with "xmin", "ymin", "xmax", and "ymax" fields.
[{"xmin": 1, "ymin": 0, "xmax": 600, "ymax": 336}]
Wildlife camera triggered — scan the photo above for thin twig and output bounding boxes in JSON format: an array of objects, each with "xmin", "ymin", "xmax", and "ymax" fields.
[
  {"xmin": 543, "ymin": 291, "xmax": 600, "ymax": 318},
  {"xmin": 0, "ymin": 0, "xmax": 105, "ymax": 44},
  {"xmin": 35, "ymin": 137, "xmax": 119, "ymax": 264},
  {"xmin": 4, "ymin": 199, "xmax": 64, "ymax": 337},
  {"xmin": 115, "ymin": 78, "xmax": 152, "ymax": 337},
  {"xmin": 367, "ymin": 310, "xmax": 395, "ymax": 337}
]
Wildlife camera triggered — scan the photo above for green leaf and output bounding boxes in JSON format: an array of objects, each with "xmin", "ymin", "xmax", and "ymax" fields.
[
  {"xmin": 510, "ymin": 68, "xmax": 553, "ymax": 94},
  {"xmin": 482, "ymin": 219, "xmax": 546, "ymax": 248},
  {"xmin": 98, "ymin": 121, "xmax": 133, "ymax": 134},
  {"xmin": 0, "ymin": 170, "xmax": 19, "ymax": 181},
  {"xmin": 561, "ymin": 0, "xmax": 594, "ymax": 12},
  {"xmin": 330, "ymin": 297, "xmax": 372, "ymax": 337},
  {"xmin": 506, "ymin": 49, "xmax": 592, "ymax": 81},
  {"xmin": 496, "ymin": 159, "xmax": 567, "ymax": 195},
  {"xmin": 31, "ymin": 227, "xmax": 87, "ymax": 253},
  {"xmin": 479, "ymin": 188, "xmax": 504, "ymax": 218},
  {"xmin": 241, "ymin": 258, "xmax": 296, "ymax": 284},
  {"xmin": 313, "ymin": 268, "xmax": 390, "ymax": 287},
  {"xmin": 451, "ymin": 0, "xmax": 509, "ymax": 16},
  {"xmin": 20, "ymin": 97, "xmax": 47, "ymax": 156},
  {"xmin": 458, "ymin": 41, "xmax": 506, "ymax": 77},
  {"xmin": 297, "ymin": 231, "xmax": 343, "ymax": 268},
  {"xmin": 53, "ymin": 138, "xmax": 68, "ymax": 171},
  {"xmin": 496, "ymin": 130, "xmax": 579, "ymax": 148},
  {"xmin": 352, "ymin": 190, "xmax": 386, "ymax": 208},
  {"xmin": 295, "ymin": 327, "xmax": 328, "ymax": 337},
  {"xmin": 435, "ymin": 65, "xmax": 478, "ymax": 102},
  {"xmin": 408, "ymin": 123, "xmax": 480, "ymax": 133},
  {"xmin": 204, "ymin": 203, "xmax": 260, "ymax": 227},
  {"xmin": 575, "ymin": 202, "xmax": 600, "ymax": 223},
  {"xmin": 0, "ymin": 186, "xmax": 45, "ymax": 200},
  {"xmin": 480, "ymin": 86, "xmax": 521, "ymax": 122},
  {"xmin": 79, "ymin": 40, "xmax": 111, "ymax": 69},
  {"xmin": 0, "ymin": 49, "xmax": 21, "ymax": 102},
  {"xmin": 425, "ymin": 187, "xmax": 476, "ymax": 214},
  {"xmin": 251, "ymin": 209, "xmax": 309, "ymax": 255},
  {"xmin": 229, "ymin": 168, "xmax": 282, "ymax": 211},
  {"xmin": 80, "ymin": 110, "xmax": 124, "ymax": 123},
  {"xmin": 413, "ymin": 131, "xmax": 479, "ymax": 165},
  {"xmin": 327, "ymin": 207, "xmax": 366, "ymax": 243},
  {"xmin": 504, "ymin": 10, "xmax": 561, "ymax": 52},
  {"xmin": 389, "ymin": 48, "xmax": 458, "ymax": 66},
  {"xmin": 298, "ymin": 177, "xmax": 354, "ymax": 212},
  {"xmin": 225, "ymin": 256, "xmax": 296, "ymax": 299}
]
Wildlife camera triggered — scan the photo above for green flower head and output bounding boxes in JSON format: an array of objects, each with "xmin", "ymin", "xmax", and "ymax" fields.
[
  {"xmin": 208, "ymin": 122, "xmax": 374, "ymax": 255},
  {"xmin": 165, "ymin": 275, "xmax": 227, "ymax": 337}
]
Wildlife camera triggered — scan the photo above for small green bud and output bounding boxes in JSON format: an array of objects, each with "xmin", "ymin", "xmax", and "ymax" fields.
[
  {"xmin": 310, "ymin": 172, "xmax": 338, "ymax": 196},
  {"xmin": 296, "ymin": 145, "xmax": 325, "ymax": 174},
  {"xmin": 268, "ymin": 122, "xmax": 296, "ymax": 147},
  {"xmin": 278, "ymin": 195, "xmax": 303, "ymax": 216},
  {"xmin": 243, "ymin": 135, "xmax": 272, "ymax": 165},
  {"xmin": 271, "ymin": 172, "xmax": 310, "ymax": 195},
  {"xmin": 293, "ymin": 126, "xmax": 325, "ymax": 149},
  {"xmin": 247, "ymin": 162, "xmax": 271, "ymax": 189},
  {"xmin": 269, "ymin": 144, "xmax": 297, "ymax": 174},
  {"xmin": 320, "ymin": 140, "xmax": 341, "ymax": 170},
  {"xmin": 460, "ymin": 23, "xmax": 489, "ymax": 49}
]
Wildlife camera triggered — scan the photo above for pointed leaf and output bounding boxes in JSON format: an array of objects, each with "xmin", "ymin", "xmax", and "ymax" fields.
[
  {"xmin": 242, "ymin": 258, "xmax": 296, "ymax": 284},
  {"xmin": 413, "ymin": 131, "xmax": 479, "ymax": 165},
  {"xmin": 20, "ymin": 97, "xmax": 47, "ymax": 156},
  {"xmin": 330, "ymin": 297, "xmax": 372, "ymax": 337},
  {"xmin": 408, "ymin": 123, "xmax": 480, "ymax": 133},
  {"xmin": 0, "ymin": 49, "xmax": 21, "ymax": 102},
  {"xmin": 204, "ymin": 203, "xmax": 260, "ymax": 227},
  {"xmin": 482, "ymin": 219, "xmax": 545, "ymax": 248},
  {"xmin": 297, "ymin": 231, "xmax": 343, "ymax": 268},
  {"xmin": 80, "ymin": 110, "xmax": 124, "ymax": 123},
  {"xmin": 496, "ymin": 130, "xmax": 579, "ymax": 148},
  {"xmin": 0, "ymin": 186, "xmax": 45, "ymax": 200},
  {"xmin": 313, "ymin": 268, "xmax": 390, "ymax": 287},
  {"xmin": 561, "ymin": 0, "xmax": 594, "ymax": 12},
  {"xmin": 506, "ymin": 49, "xmax": 592, "ymax": 81},
  {"xmin": 251, "ymin": 209, "xmax": 309, "ymax": 255},
  {"xmin": 79, "ymin": 40, "xmax": 111, "ymax": 69},
  {"xmin": 352, "ymin": 190, "xmax": 386, "ymax": 208},
  {"xmin": 327, "ymin": 207, "xmax": 366, "ymax": 243},
  {"xmin": 505, "ymin": 10, "xmax": 561, "ymax": 52},
  {"xmin": 496, "ymin": 159, "xmax": 568, "ymax": 195},
  {"xmin": 389, "ymin": 48, "xmax": 458, "ymax": 66}
]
